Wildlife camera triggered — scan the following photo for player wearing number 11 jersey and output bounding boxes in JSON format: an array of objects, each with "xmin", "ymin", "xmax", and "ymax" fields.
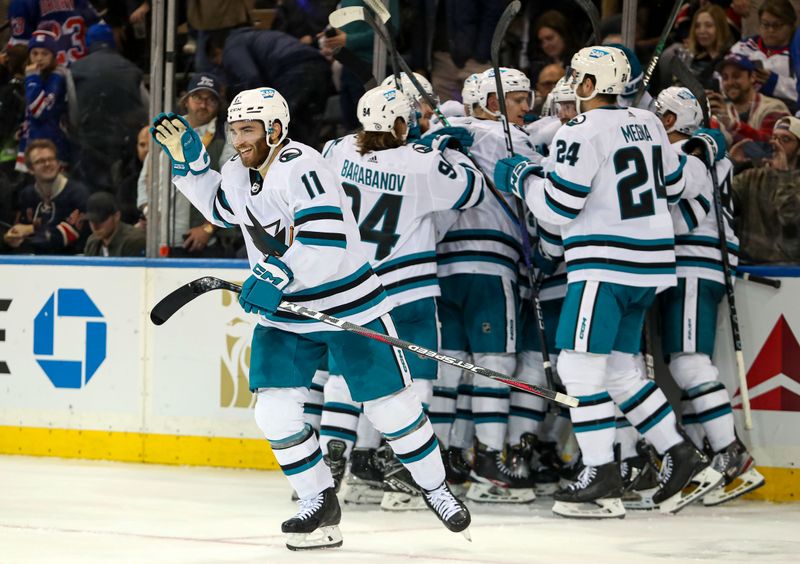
[{"xmin": 495, "ymin": 46, "xmax": 723, "ymax": 518}]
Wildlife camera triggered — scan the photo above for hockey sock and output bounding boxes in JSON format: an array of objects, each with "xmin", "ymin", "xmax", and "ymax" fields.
[
  {"xmin": 680, "ymin": 393, "xmax": 706, "ymax": 450},
  {"xmin": 364, "ymin": 387, "xmax": 445, "ymax": 491},
  {"xmin": 429, "ymin": 349, "xmax": 466, "ymax": 449},
  {"xmin": 319, "ymin": 374, "xmax": 361, "ymax": 458},
  {"xmin": 302, "ymin": 368, "xmax": 329, "ymax": 432},
  {"xmin": 558, "ymin": 350, "xmax": 616, "ymax": 466},
  {"xmin": 614, "ymin": 405, "xmax": 639, "ymax": 460},
  {"xmin": 411, "ymin": 379, "xmax": 434, "ymax": 413},
  {"xmin": 471, "ymin": 353, "xmax": 515, "ymax": 452},
  {"xmin": 354, "ymin": 413, "xmax": 382, "ymax": 449},
  {"xmin": 508, "ymin": 351, "xmax": 547, "ymax": 446}
]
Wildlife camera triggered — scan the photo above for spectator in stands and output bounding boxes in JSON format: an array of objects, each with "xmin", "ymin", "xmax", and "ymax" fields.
[
  {"xmin": 532, "ymin": 63, "xmax": 564, "ymax": 115},
  {"xmin": 19, "ymin": 29, "xmax": 72, "ymax": 171},
  {"xmin": 137, "ymin": 73, "xmax": 236, "ymax": 257},
  {"xmin": 272, "ymin": 0, "xmax": 335, "ymax": 45},
  {"xmin": 2, "ymin": 139, "xmax": 88, "ymax": 254},
  {"xmin": 727, "ymin": 0, "xmax": 752, "ymax": 41},
  {"xmin": 0, "ymin": 44, "xmax": 27, "ymax": 174},
  {"xmin": 208, "ymin": 27, "xmax": 331, "ymax": 146},
  {"xmin": 728, "ymin": 0, "xmax": 797, "ymax": 112},
  {"xmin": 709, "ymin": 53, "xmax": 790, "ymax": 146},
  {"xmin": 115, "ymin": 125, "xmax": 149, "ymax": 226},
  {"xmin": 83, "ymin": 191, "xmax": 145, "ymax": 257},
  {"xmin": 732, "ymin": 116, "xmax": 800, "ymax": 264},
  {"xmin": 7, "ymin": 0, "xmax": 100, "ymax": 66},
  {"xmin": 187, "ymin": 0, "xmax": 251, "ymax": 75},
  {"xmin": 667, "ymin": 4, "xmax": 734, "ymax": 91},
  {"xmin": 528, "ymin": 10, "xmax": 579, "ymax": 84},
  {"xmin": 70, "ymin": 23, "xmax": 148, "ymax": 194}
]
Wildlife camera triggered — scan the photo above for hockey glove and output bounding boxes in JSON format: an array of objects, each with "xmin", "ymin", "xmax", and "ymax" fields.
[
  {"xmin": 417, "ymin": 126, "xmax": 474, "ymax": 154},
  {"xmin": 238, "ymin": 256, "xmax": 294, "ymax": 316},
  {"xmin": 494, "ymin": 155, "xmax": 543, "ymax": 199},
  {"xmin": 150, "ymin": 112, "xmax": 211, "ymax": 177},
  {"xmin": 683, "ymin": 127, "xmax": 727, "ymax": 168}
]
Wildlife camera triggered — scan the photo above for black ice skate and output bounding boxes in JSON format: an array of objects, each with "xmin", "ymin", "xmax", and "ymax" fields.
[
  {"xmin": 703, "ymin": 439, "xmax": 765, "ymax": 506},
  {"xmin": 443, "ymin": 446, "xmax": 471, "ymax": 497},
  {"xmin": 380, "ymin": 446, "xmax": 426, "ymax": 511},
  {"xmin": 466, "ymin": 440, "xmax": 536, "ymax": 503},
  {"xmin": 527, "ymin": 435, "xmax": 560, "ymax": 496},
  {"xmin": 423, "ymin": 481, "xmax": 472, "ymax": 541},
  {"xmin": 343, "ymin": 448, "xmax": 384, "ymax": 505},
  {"xmin": 282, "ymin": 487, "xmax": 343, "ymax": 551},
  {"xmin": 652, "ymin": 441, "xmax": 724, "ymax": 514},
  {"xmin": 620, "ymin": 453, "xmax": 660, "ymax": 510},
  {"xmin": 552, "ymin": 461, "xmax": 625, "ymax": 519},
  {"xmin": 323, "ymin": 439, "xmax": 347, "ymax": 493}
]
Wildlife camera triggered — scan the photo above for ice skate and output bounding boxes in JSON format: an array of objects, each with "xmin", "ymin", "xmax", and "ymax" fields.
[
  {"xmin": 380, "ymin": 447, "xmax": 426, "ymax": 511},
  {"xmin": 552, "ymin": 461, "xmax": 625, "ymax": 519},
  {"xmin": 323, "ymin": 439, "xmax": 347, "ymax": 493},
  {"xmin": 443, "ymin": 446, "xmax": 471, "ymax": 497},
  {"xmin": 282, "ymin": 487, "xmax": 343, "ymax": 551},
  {"xmin": 620, "ymin": 453, "xmax": 659, "ymax": 510},
  {"xmin": 653, "ymin": 441, "xmax": 724, "ymax": 514},
  {"xmin": 703, "ymin": 440, "xmax": 766, "ymax": 506},
  {"xmin": 466, "ymin": 441, "xmax": 536, "ymax": 503},
  {"xmin": 423, "ymin": 481, "xmax": 472, "ymax": 541},
  {"xmin": 529, "ymin": 437, "xmax": 560, "ymax": 496},
  {"xmin": 343, "ymin": 448, "xmax": 383, "ymax": 505}
]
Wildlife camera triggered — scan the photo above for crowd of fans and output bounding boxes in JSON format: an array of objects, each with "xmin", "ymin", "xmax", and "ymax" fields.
[{"xmin": 0, "ymin": 0, "xmax": 798, "ymax": 264}]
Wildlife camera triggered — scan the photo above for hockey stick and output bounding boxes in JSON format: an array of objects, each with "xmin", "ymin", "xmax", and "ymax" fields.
[
  {"xmin": 570, "ymin": 0, "xmax": 602, "ymax": 46},
  {"xmin": 490, "ymin": 1, "xmax": 556, "ymax": 393},
  {"xmin": 151, "ymin": 276, "xmax": 578, "ymax": 407},
  {"xmin": 670, "ymin": 57, "xmax": 753, "ymax": 430},
  {"xmin": 632, "ymin": 0, "xmax": 683, "ymax": 108},
  {"xmin": 738, "ymin": 272, "xmax": 781, "ymax": 289}
]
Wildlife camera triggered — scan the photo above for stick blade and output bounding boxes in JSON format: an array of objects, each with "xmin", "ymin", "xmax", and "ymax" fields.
[
  {"xmin": 150, "ymin": 277, "xmax": 231, "ymax": 326},
  {"xmin": 329, "ymin": 6, "xmax": 365, "ymax": 28},
  {"xmin": 490, "ymin": 0, "xmax": 521, "ymax": 64},
  {"xmin": 363, "ymin": 0, "xmax": 391, "ymax": 23}
]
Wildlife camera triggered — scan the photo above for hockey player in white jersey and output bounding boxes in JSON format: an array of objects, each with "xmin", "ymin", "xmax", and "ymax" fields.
[
  {"xmin": 527, "ymin": 76, "xmax": 578, "ymax": 157},
  {"xmin": 494, "ymin": 46, "xmax": 724, "ymax": 518},
  {"xmin": 654, "ymin": 86, "xmax": 765, "ymax": 505},
  {"xmin": 430, "ymin": 67, "xmax": 541, "ymax": 504},
  {"xmin": 150, "ymin": 87, "xmax": 470, "ymax": 548},
  {"xmin": 318, "ymin": 85, "xmax": 485, "ymax": 509},
  {"xmin": 381, "ymin": 72, "xmax": 438, "ymax": 135}
]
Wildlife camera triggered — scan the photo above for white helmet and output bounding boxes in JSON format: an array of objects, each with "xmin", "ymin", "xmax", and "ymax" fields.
[
  {"xmin": 228, "ymin": 87, "xmax": 290, "ymax": 148},
  {"xmin": 462, "ymin": 73, "xmax": 480, "ymax": 107},
  {"xmin": 543, "ymin": 76, "xmax": 576, "ymax": 117},
  {"xmin": 477, "ymin": 67, "xmax": 531, "ymax": 115},
  {"xmin": 357, "ymin": 85, "xmax": 413, "ymax": 139},
  {"xmin": 568, "ymin": 46, "xmax": 631, "ymax": 108},
  {"xmin": 655, "ymin": 86, "xmax": 703, "ymax": 135},
  {"xmin": 380, "ymin": 72, "xmax": 437, "ymax": 106}
]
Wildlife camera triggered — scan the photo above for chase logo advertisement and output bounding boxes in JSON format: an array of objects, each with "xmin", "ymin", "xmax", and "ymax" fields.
[
  {"xmin": 734, "ymin": 315, "xmax": 800, "ymax": 412},
  {"xmin": 33, "ymin": 289, "xmax": 107, "ymax": 389}
]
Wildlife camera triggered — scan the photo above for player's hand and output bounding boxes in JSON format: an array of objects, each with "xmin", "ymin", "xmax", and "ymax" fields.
[
  {"xmin": 238, "ymin": 256, "xmax": 293, "ymax": 316},
  {"xmin": 494, "ymin": 155, "xmax": 543, "ymax": 199},
  {"xmin": 150, "ymin": 112, "xmax": 211, "ymax": 177},
  {"xmin": 417, "ymin": 126, "xmax": 474, "ymax": 154},
  {"xmin": 683, "ymin": 127, "xmax": 727, "ymax": 167}
]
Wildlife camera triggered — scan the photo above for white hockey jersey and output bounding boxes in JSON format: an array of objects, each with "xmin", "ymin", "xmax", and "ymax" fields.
[
  {"xmin": 523, "ymin": 106, "xmax": 687, "ymax": 288},
  {"xmin": 173, "ymin": 140, "xmax": 391, "ymax": 333},
  {"xmin": 669, "ymin": 141, "xmax": 739, "ymax": 284},
  {"xmin": 322, "ymin": 134, "xmax": 484, "ymax": 307},
  {"xmin": 524, "ymin": 115, "xmax": 562, "ymax": 158},
  {"xmin": 436, "ymin": 118, "xmax": 539, "ymax": 281}
]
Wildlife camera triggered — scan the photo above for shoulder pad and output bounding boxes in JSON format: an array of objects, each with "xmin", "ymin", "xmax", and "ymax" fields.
[{"xmin": 278, "ymin": 147, "xmax": 303, "ymax": 162}]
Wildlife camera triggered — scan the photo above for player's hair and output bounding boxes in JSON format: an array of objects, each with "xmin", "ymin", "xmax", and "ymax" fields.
[
  {"xmin": 355, "ymin": 129, "xmax": 403, "ymax": 155},
  {"xmin": 580, "ymin": 73, "xmax": 617, "ymax": 104},
  {"xmin": 24, "ymin": 139, "xmax": 58, "ymax": 168},
  {"xmin": 687, "ymin": 4, "xmax": 732, "ymax": 57}
]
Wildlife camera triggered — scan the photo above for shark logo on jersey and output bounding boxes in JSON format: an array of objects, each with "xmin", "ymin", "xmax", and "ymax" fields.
[{"xmin": 251, "ymin": 181, "xmax": 262, "ymax": 195}]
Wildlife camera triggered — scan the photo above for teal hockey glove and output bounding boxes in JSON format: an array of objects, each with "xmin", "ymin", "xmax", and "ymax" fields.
[
  {"xmin": 238, "ymin": 256, "xmax": 294, "ymax": 316},
  {"xmin": 417, "ymin": 126, "xmax": 474, "ymax": 154},
  {"xmin": 494, "ymin": 155, "xmax": 543, "ymax": 199},
  {"xmin": 150, "ymin": 112, "xmax": 211, "ymax": 177}
]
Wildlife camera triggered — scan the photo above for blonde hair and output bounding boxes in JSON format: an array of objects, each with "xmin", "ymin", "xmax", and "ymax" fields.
[{"xmin": 688, "ymin": 5, "xmax": 732, "ymax": 58}]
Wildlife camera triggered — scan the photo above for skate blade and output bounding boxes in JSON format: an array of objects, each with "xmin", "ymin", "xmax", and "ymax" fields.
[
  {"xmin": 552, "ymin": 498, "xmax": 625, "ymax": 519},
  {"xmin": 622, "ymin": 486, "xmax": 658, "ymax": 510},
  {"xmin": 286, "ymin": 526, "xmax": 343, "ymax": 551},
  {"xmin": 534, "ymin": 482, "xmax": 559, "ymax": 497},
  {"xmin": 703, "ymin": 468, "xmax": 766, "ymax": 506},
  {"xmin": 466, "ymin": 482, "xmax": 536, "ymax": 504},
  {"xmin": 381, "ymin": 492, "xmax": 426, "ymax": 511},
  {"xmin": 659, "ymin": 467, "xmax": 724, "ymax": 514},
  {"xmin": 461, "ymin": 528, "xmax": 472, "ymax": 542},
  {"xmin": 448, "ymin": 482, "xmax": 470, "ymax": 498},
  {"xmin": 344, "ymin": 485, "xmax": 383, "ymax": 505}
]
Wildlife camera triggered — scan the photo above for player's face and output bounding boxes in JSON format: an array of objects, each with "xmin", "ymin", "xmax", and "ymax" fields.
[
  {"xmin": 29, "ymin": 47, "xmax": 54, "ymax": 71},
  {"xmin": 721, "ymin": 66, "xmax": 753, "ymax": 103},
  {"xmin": 505, "ymin": 91, "xmax": 530, "ymax": 126},
  {"xmin": 229, "ymin": 120, "xmax": 269, "ymax": 167},
  {"xmin": 556, "ymin": 101, "xmax": 577, "ymax": 123}
]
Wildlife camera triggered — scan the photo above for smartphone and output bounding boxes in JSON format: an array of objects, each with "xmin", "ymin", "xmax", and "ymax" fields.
[{"xmin": 742, "ymin": 141, "xmax": 774, "ymax": 162}]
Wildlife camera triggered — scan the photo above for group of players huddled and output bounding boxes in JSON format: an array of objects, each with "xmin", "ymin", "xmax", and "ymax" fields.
[{"xmin": 150, "ymin": 44, "xmax": 766, "ymax": 551}]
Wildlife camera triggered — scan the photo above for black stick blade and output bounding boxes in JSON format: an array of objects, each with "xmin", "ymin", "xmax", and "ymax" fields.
[
  {"xmin": 490, "ymin": 1, "xmax": 521, "ymax": 64},
  {"xmin": 150, "ymin": 277, "xmax": 241, "ymax": 325}
]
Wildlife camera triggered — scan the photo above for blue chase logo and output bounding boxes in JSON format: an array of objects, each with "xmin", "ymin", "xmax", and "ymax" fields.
[{"xmin": 33, "ymin": 289, "xmax": 107, "ymax": 388}]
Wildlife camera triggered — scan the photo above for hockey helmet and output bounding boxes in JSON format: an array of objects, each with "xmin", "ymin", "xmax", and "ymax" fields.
[
  {"xmin": 357, "ymin": 85, "xmax": 414, "ymax": 139},
  {"xmin": 462, "ymin": 73, "xmax": 481, "ymax": 108},
  {"xmin": 380, "ymin": 72, "xmax": 438, "ymax": 106},
  {"xmin": 227, "ymin": 87, "xmax": 291, "ymax": 148},
  {"xmin": 655, "ymin": 86, "xmax": 703, "ymax": 135},
  {"xmin": 568, "ymin": 46, "xmax": 631, "ymax": 106},
  {"xmin": 477, "ymin": 67, "xmax": 531, "ymax": 115}
]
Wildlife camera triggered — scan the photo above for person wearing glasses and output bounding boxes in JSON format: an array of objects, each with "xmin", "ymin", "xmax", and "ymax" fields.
[
  {"xmin": 136, "ymin": 72, "xmax": 237, "ymax": 257},
  {"xmin": 728, "ymin": 0, "xmax": 797, "ymax": 112}
]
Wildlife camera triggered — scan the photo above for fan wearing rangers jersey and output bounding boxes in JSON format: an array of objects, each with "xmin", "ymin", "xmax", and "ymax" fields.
[
  {"xmin": 495, "ymin": 46, "xmax": 724, "ymax": 518},
  {"xmin": 654, "ymin": 86, "xmax": 765, "ymax": 505},
  {"xmin": 149, "ymin": 87, "xmax": 470, "ymax": 549},
  {"xmin": 317, "ymin": 85, "xmax": 484, "ymax": 509}
]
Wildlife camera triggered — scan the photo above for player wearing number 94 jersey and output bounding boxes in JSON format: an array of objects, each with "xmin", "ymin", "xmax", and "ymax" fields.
[{"xmin": 495, "ymin": 46, "xmax": 723, "ymax": 518}]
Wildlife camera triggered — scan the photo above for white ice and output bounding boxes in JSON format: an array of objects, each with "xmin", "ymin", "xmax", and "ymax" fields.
[{"xmin": 1, "ymin": 455, "xmax": 798, "ymax": 563}]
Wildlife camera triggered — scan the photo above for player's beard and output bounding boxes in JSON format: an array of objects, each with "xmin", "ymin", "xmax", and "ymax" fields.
[{"xmin": 236, "ymin": 138, "xmax": 269, "ymax": 168}]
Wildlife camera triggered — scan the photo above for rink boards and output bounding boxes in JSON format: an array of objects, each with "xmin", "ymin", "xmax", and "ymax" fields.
[{"xmin": 0, "ymin": 257, "xmax": 797, "ymax": 501}]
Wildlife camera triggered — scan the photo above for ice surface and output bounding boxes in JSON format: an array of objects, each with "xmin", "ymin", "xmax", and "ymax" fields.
[{"xmin": 1, "ymin": 455, "xmax": 798, "ymax": 563}]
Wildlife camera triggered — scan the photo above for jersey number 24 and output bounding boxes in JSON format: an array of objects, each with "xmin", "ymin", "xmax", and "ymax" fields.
[{"xmin": 613, "ymin": 145, "xmax": 667, "ymax": 220}]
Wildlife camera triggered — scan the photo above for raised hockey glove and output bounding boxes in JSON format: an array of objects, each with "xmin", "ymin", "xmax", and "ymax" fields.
[
  {"xmin": 683, "ymin": 127, "xmax": 727, "ymax": 167},
  {"xmin": 493, "ymin": 155, "xmax": 543, "ymax": 199},
  {"xmin": 150, "ymin": 112, "xmax": 211, "ymax": 177},
  {"xmin": 417, "ymin": 126, "xmax": 474, "ymax": 154},
  {"xmin": 238, "ymin": 256, "xmax": 294, "ymax": 316}
]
